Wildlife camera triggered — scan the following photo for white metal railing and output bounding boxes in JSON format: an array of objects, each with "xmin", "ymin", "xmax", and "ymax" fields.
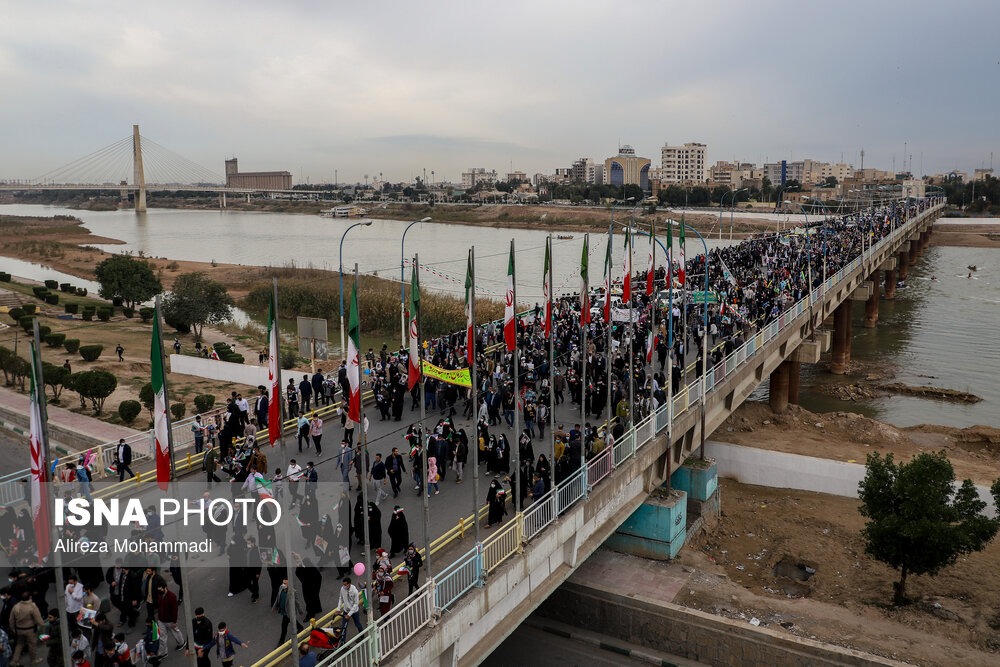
[
  {"xmin": 315, "ymin": 628, "xmax": 374, "ymax": 667},
  {"xmin": 435, "ymin": 546, "xmax": 481, "ymax": 610},
  {"xmin": 377, "ymin": 581, "xmax": 434, "ymax": 659},
  {"xmin": 556, "ymin": 465, "xmax": 587, "ymax": 513},
  {"xmin": 482, "ymin": 517, "xmax": 521, "ymax": 572},
  {"xmin": 586, "ymin": 447, "xmax": 613, "ymax": 488},
  {"xmin": 522, "ymin": 492, "xmax": 556, "ymax": 540}
]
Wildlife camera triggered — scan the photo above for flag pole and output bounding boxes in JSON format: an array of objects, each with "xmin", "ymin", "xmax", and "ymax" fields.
[
  {"xmin": 31, "ymin": 321, "xmax": 72, "ymax": 666},
  {"xmin": 510, "ymin": 239, "xmax": 521, "ymax": 513},
  {"xmin": 626, "ymin": 226, "xmax": 634, "ymax": 431},
  {"xmin": 272, "ymin": 279, "xmax": 300, "ymax": 667},
  {"xmin": 650, "ymin": 218, "xmax": 657, "ymax": 418},
  {"xmin": 605, "ymin": 225, "xmax": 613, "ymax": 442},
  {"xmin": 354, "ymin": 265, "xmax": 374, "ymax": 625},
  {"xmin": 414, "ymin": 254, "xmax": 430, "ymax": 578},
  {"xmin": 154, "ymin": 295, "xmax": 177, "ymax": 481},
  {"xmin": 546, "ymin": 236, "xmax": 556, "ymax": 489},
  {"xmin": 665, "ymin": 221, "xmax": 675, "ymax": 489},
  {"xmin": 468, "ymin": 248, "xmax": 480, "ymax": 546},
  {"xmin": 580, "ymin": 234, "xmax": 588, "ymax": 459}
]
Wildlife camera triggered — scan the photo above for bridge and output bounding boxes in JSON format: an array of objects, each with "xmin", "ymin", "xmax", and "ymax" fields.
[
  {"xmin": 250, "ymin": 200, "xmax": 940, "ymax": 667},
  {"xmin": 0, "ymin": 125, "xmax": 334, "ymax": 209}
]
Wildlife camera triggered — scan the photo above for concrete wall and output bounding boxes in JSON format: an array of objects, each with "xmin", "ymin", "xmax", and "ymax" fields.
[
  {"xmin": 0, "ymin": 403, "xmax": 103, "ymax": 454},
  {"xmin": 169, "ymin": 354, "xmax": 268, "ymax": 388},
  {"xmin": 537, "ymin": 582, "xmax": 904, "ymax": 667},
  {"xmin": 707, "ymin": 441, "xmax": 997, "ymax": 518}
]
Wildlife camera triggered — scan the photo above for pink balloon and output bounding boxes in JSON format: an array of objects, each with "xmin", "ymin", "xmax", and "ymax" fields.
[{"xmin": 353, "ymin": 562, "xmax": 365, "ymax": 577}]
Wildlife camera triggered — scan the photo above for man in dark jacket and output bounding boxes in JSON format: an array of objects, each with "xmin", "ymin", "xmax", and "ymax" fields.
[
  {"xmin": 299, "ymin": 375, "xmax": 313, "ymax": 412},
  {"xmin": 311, "ymin": 370, "xmax": 325, "ymax": 406},
  {"xmin": 115, "ymin": 439, "xmax": 134, "ymax": 482},
  {"xmin": 255, "ymin": 385, "xmax": 269, "ymax": 429}
]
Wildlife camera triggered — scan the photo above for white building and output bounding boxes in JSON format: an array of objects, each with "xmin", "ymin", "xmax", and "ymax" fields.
[
  {"xmin": 660, "ymin": 142, "xmax": 707, "ymax": 183},
  {"xmin": 461, "ymin": 168, "xmax": 498, "ymax": 189}
]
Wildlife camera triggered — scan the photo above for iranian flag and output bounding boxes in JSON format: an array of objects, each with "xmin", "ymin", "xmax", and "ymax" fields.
[
  {"xmin": 666, "ymin": 218, "xmax": 673, "ymax": 288},
  {"xmin": 602, "ymin": 240, "xmax": 611, "ymax": 323},
  {"xmin": 646, "ymin": 226, "xmax": 655, "ymax": 296},
  {"xmin": 542, "ymin": 241, "xmax": 552, "ymax": 339},
  {"xmin": 580, "ymin": 235, "xmax": 590, "ymax": 325},
  {"xmin": 28, "ymin": 344, "xmax": 51, "ymax": 563},
  {"xmin": 151, "ymin": 307, "xmax": 171, "ymax": 491},
  {"xmin": 267, "ymin": 294, "xmax": 280, "ymax": 445},
  {"xmin": 646, "ymin": 331, "xmax": 655, "ymax": 364},
  {"xmin": 347, "ymin": 282, "xmax": 362, "ymax": 423},
  {"xmin": 408, "ymin": 266, "xmax": 421, "ymax": 390},
  {"xmin": 504, "ymin": 242, "xmax": 516, "ymax": 352},
  {"xmin": 678, "ymin": 216, "xmax": 687, "ymax": 286},
  {"xmin": 465, "ymin": 252, "xmax": 475, "ymax": 366},
  {"xmin": 622, "ymin": 227, "xmax": 632, "ymax": 303}
]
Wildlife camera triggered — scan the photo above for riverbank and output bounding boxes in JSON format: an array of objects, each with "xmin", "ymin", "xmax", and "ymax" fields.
[{"xmin": 930, "ymin": 222, "xmax": 1000, "ymax": 248}]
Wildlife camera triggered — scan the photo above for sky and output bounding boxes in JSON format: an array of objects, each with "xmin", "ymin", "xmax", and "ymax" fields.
[{"xmin": 2, "ymin": 0, "xmax": 999, "ymax": 185}]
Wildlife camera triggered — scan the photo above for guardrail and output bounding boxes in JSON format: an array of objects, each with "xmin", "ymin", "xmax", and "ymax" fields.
[{"xmin": 254, "ymin": 203, "xmax": 944, "ymax": 667}]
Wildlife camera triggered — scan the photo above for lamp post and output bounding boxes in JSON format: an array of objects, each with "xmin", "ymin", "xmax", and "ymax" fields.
[
  {"xmin": 804, "ymin": 196, "xmax": 830, "ymax": 284},
  {"xmin": 729, "ymin": 187, "xmax": 747, "ymax": 240},
  {"xmin": 607, "ymin": 196, "xmax": 634, "ymax": 431},
  {"xmin": 783, "ymin": 200, "xmax": 816, "ymax": 335},
  {"xmin": 401, "ymin": 217, "xmax": 431, "ymax": 346},
  {"xmin": 339, "ymin": 220, "xmax": 373, "ymax": 357}
]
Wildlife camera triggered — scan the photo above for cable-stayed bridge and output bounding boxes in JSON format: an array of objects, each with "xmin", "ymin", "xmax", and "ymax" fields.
[{"xmin": 0, "ymin": 125, "xmax": 328, "ymax": 211}]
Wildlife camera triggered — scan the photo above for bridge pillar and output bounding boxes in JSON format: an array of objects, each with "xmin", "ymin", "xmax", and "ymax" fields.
[
  {"xmin": 831, "ymin": 301, "xmax": 851, "ymax": 375},
  {"xmin": 845, "ymin": 303, "xmax": 853, "ymax": 365},
  {"xmin": 132, "ymin": 125, "xmax": 147, "ymax": 213},
  {"xmin": 908, "ymin": 238, "xmax": 919, "ymax": 263},
  {"xmin": 884, "ymin": 268, "xmax": 897, "ymax": 299},
  {"xmin": 769, "ymin": 360, "xmax": 790, "ymax": 413},
  {"xmin": 864, "ymin": 273, "xmax": 879, "ymax": 328},
  {"xmin": 898, "ymin": 250, "xmax": 910, "ymax": 281},
  {"xmin": 787, "ymin": 360, "xmax": 801, "ymax": 405}
]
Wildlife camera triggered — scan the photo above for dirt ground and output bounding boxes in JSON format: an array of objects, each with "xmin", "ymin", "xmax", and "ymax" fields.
[
  {"xmin": 678, "ymin": 479, "xmax": 1000, "ymax": 666},
  {"xmin": 714, "ymin": 401, "xmax": 1000, "ymax": 486},
  {"xmin": 929, "ymin": 223, "xmax": 1000, "ymax": 248}
]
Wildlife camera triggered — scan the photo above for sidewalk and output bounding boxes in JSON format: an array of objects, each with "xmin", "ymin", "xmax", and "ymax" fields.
[{"xmin": 0, "ymin": 384, "xmax": 139, "ymax": 453}]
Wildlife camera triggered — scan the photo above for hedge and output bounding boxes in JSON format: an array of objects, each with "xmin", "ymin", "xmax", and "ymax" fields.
[
  {"xmin": 64, "ymin": 303, "xmax": 78, "ymax": 314},
  {"xmin": 97, "ymin": 308, "xmax": 112, "ymax": 322},
  {"xmin": 59, "ymin": 283, "xmax": 73, "ymax": 293},
  {"xmin": 45, "ymin": 294, "xmax": 59, "ymax": 305},
  {"xmin": 18, "ymin": 316, "xmax": 33, "ymax": 332},
  {"xmin": 118, "ymin": 400, "xmax": 142, "ymax": 424},
  {"xmin": 79, "ymin": 345, "xmax": 103, "ymax": 362},
  {"xmin": 193, "ymin": 394, "xmax": 216, "ymax": 413},
  {"xmin": 32, "ymin": 286, "xmax": 48, "ymax": 298},
  {"xmin": 82, "ymin": 312, "xmax": 93, "ymax": 321},
  {"xmin": 112, "ymin": 297, "xmax": 123, "ymax": 307},
  {"xmin": 44, "ymin": 333, "xmax": 66, "ymax": 347},
  {"xmin": 76, "ymin": 288, "xmax": 87, "ymax": 297},
  {"xmin": 44, "ymin": 280, "xmax": 58, "ymax": 289},
  {"xmin": 223, "ymin": 353, "xmax": 244, "ymax": 364},
  {"xmin": 122, "ymin": 306, "xmax": 135, "ymax": 318},
  {"xmin": 8, "ymin": 307, "xmax": 24, "ymax": 322},
  {"xmin": 82, "ymin": 305, "xmax": 96, "ymax": 314},
  {"xmin": 64, "ymin": 339, "xmax": 80, "ymax": 354},
  {"xmin": 37, "ymin": 326, "xmax": 51, "ymax": 339},
  {"xmin": 170, "ymin": 403, "xmax": 186, "ymax": 420},
  {"xmin": 139, "ymin": 307, "xmax": 154, "ymax": 323},
  {"xmin": 0, "ymin": 272, "xmax": 10, "ymax": 282},
  {"xmin": 21, "ymin": 304, "xmax": 36, "ymax": 315}
]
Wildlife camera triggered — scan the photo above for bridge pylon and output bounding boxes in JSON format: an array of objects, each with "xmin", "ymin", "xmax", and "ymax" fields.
[{"xmin": 132, "ymin": 124, "xmax": 147, "ymax": 213}]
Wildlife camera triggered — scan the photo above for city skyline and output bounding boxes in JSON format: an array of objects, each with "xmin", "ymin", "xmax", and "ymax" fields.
[{"xmin": 1, "ymin": 1, "xmax": 998, "ymax": 184}]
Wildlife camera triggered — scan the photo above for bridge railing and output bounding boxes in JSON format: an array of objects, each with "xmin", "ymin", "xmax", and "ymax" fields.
[{"xmin": 298, "ymin": 203, "xmax": 943, "ymax": 667}]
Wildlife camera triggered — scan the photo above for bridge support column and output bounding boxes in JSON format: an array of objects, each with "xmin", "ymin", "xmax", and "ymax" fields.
[
  {"xmin": 831, "ymin": 301, "xmax": 851, "ymax": 375},
  {"xmin": 884, "ymin": 268, "xmax": 897, "ymax": 299},
  {"xmin": 898, "ymin": 250, "xmax": 910, "ymax": 281},
  {"xmin": 769, "ymin": 360, "xmax": 790, "ymax": 413},
  {"xmin": 864, "ymin": 274, "xmax": 879, "ymax": 328},
  {"xmin": 845, "ymin": 304, "xmax": 853, "ymax": 365},
  {"xmin": 132, "ymin": 124, "xmax": 147, "ymax": 213},
  {"xmin": 787, "ymin": 360, "xmax": 800, "ymax": 405},
  {"xmin": 908, "ymin": 238, "xmax": 918, "ymax": 263}
]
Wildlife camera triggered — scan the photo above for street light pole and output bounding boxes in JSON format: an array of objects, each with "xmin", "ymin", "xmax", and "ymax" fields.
[
  {"xmin": 783, "ymin": 200, "xmax": 815, "ymax": 335},
  {"xmin": 729, "ymin": 187, "xmax": 747, "ymax": 241},
  {"xmin": 339, "ymin": 220, "xmax": 372, "ymax": 358},
  {"xmin": 401, "ymin": 217, "xmax": 431, "ymax": 347}
]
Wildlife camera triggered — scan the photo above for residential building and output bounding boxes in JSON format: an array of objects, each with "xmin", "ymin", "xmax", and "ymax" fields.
[
  {"xmin": 973, "ymin": 168, "xmax": 994, "ymax": 181},
  {"xmin": 224, "ymin": 158, "xmax": 292, "ymax": 190},
  {"xmin": 659, "ymin": 142, "xmax": 707, "ymax": 183},
  {"xmin": 605, "ymin": 145, "xmax": 652, "ymax": 189},
  {"xmin": 461, "ymin": 168, "xmax": 498, "ymax": 189},
  {"xmin": 506, "ymin": 170, "xmax": 528, "ymax": 183}
]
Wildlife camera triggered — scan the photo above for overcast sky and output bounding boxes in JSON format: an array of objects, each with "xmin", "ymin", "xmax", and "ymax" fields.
[{"xmin": 2, "ymin": 0, "xmax": 998, "ymax": 184}]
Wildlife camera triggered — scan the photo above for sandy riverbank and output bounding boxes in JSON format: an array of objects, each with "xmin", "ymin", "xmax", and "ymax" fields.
[{"xmin": 930, "ymin": 222, "xmax": 1000, "ymax": 248}]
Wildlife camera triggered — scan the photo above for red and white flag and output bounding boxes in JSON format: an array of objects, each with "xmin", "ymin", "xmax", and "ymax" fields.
[
  {"xmin": 347, "ymin": 283, "xmax": 362, "ymax": 422},
  {"xmin": 504, "ymin": 242, "xmax": 516, "ymax": 351},
  {"xmin": 678, "ymin": 217, "xmax": 687, "ymax": 287},
  {"xmin": 602, "ymin": 241, "xmax": 611, "ymax": 323},
  {"xmin": 408, "ymin": 266, "xmax": 421, "ymax": 391},
  {"xmin": 28, "ymin": 344, "xmax": 51, "ymax": 563},
  {"xmin": 267, "ymin": 294, "xmax": 280, "ymax": 446},
  {"xmin": 151, "ymin": 306, "xmax": 171, "ymax": 491},
  {"xmin": 465, "ymin": 252, "xmax": 475, "ymax": 366},
  {"xmin": 622, "ymin": 227, "xmax": 632, "ymax": 303},
  {"xmin": 646, "ymin": 228, "xmax": 655, "ymax": 296},
  {"xmin": 542, "ymin": 240, "xmax": 552, "ymax": 339},
  {"xmin": 580, "ymin": 236, "xmax": 590, "ymax": 326},
  {"xmin": 646, "ymin": 331, "xmax": 656, "ymax": 364}
]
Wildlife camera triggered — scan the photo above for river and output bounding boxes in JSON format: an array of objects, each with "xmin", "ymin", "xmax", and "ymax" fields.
[{"xmin": 2, "ymin": 204, "xmax": 997, "ymax": 428}]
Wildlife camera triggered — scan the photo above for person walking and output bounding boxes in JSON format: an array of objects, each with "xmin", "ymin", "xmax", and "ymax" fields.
[
  {"xmin": 299, "ymin": 375, "xmax": 313, "ymax": 413},
  {"xmin": 403, "ymin": 543, "xmax": 423, "ymax": 594},
  {"xmin": 285, "ymin": 459, "xmax": 303, "ymax": 505},
  {"xmin": 10, "ymin": 591, "xmax": 42, "ymax": 666},
  {"xmin": 369, "ymin": 453, "xmax": 388, "ymax": 505},
  {"xmin": 203, "ymin": 441, "xmax": 220, "ymax": 485},
  {"xmin": 309, "ymin": 413, "xmax": 323, "ymax": 456},
  {"xmin": 387, "ymin": 506, "xmax": 409, "ymax": 558},
  {"xmin": 426, "ymin": 456, "xmax": 440, "ymax": 496},
  {"xmin": 155, "ymin": 585, "xmax": 186, "ymax": 650},
  {"xmin": 337, "ymin": 578, "xmax": 364, "ymax": 638},
  {"xmin": 255, "ymin": 385, "xmax": 269, "ymax": 430},
  {"xmin": 115, "ymin": 344, "xmax": 125, "ymax": 362},
  {"xmin": 191, "ymin": 414, "xmax": 207, "ymax": 454},
  {"xmin": 185, "ymin": 607, "xmax": 213, "ymax": 667},
  {"xmin": 198, "ymin": 621, "xmax": 248, "ymax": 667},
  {"xmin": 296, "ymin": 413, "xmax": 310, "ymax": 453},
  {"xmin": 386, "ymin": 447, "xmax": 405, "ymax": 498},
  {"xmin": 270, "ymin": 578, "xmax": 304, "ymax": 647},
  {"xmin": 114, "ymin": 439, "xmax": 134, "ymax": 481}
]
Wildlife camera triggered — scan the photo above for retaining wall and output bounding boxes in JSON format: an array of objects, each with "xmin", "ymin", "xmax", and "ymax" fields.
[{"xmin": 169, "ymin": 354, "xmax": 269, "ymax": 387}]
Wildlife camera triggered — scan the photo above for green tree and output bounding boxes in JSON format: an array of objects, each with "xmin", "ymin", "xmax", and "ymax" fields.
[
  {"xmin": 118, "ymin": 399, "xmax": 142, "ymax": 424},
  {"xmin": 41, "ymin": 362, "xmax": 69, "ymax": 401},
  {"xmin": 161, "ymin": 272, "xmax": 235, "ymax": 339},
  {"xmin": 858, "ymin": 451, "xmax": 1000, "ymax": 604},
  {"xmin": 73, "ymin": 370, "xmax": 117, "ymax": 414},
  {"xmin": 139, "ymin": 381, "xmax": 155, "ymax": 420},
  {"xmin": 94, "ymin": 255, "xmax": 162, "ymax": 309}
]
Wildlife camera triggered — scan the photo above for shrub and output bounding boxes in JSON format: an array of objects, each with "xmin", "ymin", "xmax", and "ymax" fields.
[
  {"xmin": 112, "ymin": 296, "xmax": 124, "ymax": 307},
  {"xmin": 21, "ymin": 304, "xmax": 36, "ymax": 315},
  {"xmin": 32, "ymin": 286, "xmax": 48, "ymax": 298},
  {"xmin": 7, "ymin": 307, "xmax": 24, "ymax": 322},
  {"xmin": 139, "ymin": 307, "xmax": 154, "ymax": 323},
  {"xmin": 44, "ymin": 333, "xmax": 66, "ymax": 347},
  {"xmin": 79, "ymin": 345, "xmax": 103, "ymax": 362},
  {"xmin": 18, "ymin": 316, "xmax": 33, "ymax": 332},
  {"xmin": 0, "ymin": 272, "xmax": 10, "ymax": 282},
  {"xmin": 73, "ymin": 369, "xmax": 117, "ymax": 413},
  {"xmin": 223, "ymin": 353, "xmax": 244, "ymax": 364},
  {"xmin": 82, "ymin": 305, "xmax": 96, "ymax": 314},
  {"xmin": 163, "ymin": 309, "xmax": 190, "ymax": 333},
  {"xmin": 44, "ymin": 280, "xmax": 58, "ymax": 289},
  {"xmin": 37, "ymin": 326, "xmax": 51, "ymax": 339},
  {"xmin": 96, "ymin": 308, "xmax": 112, "ymax": 322},
  {"xmin": 139, "ymin": 382, "xmax": 155, "ymax": 417},
  {"xmin": 64, "ymin": 339, "xmax": 80, "ymax": 354},
  {"xmin": 59, "ymin": 283, "xmax": 72, "ymax": 292},
  {"xmin": 76, "ymin": 288, "xmax": 87, "ymax": 297},
  {"xmin": 193, "ymin": 394, "xmax": 216, "ymax": 413},
  {"xmin": 122, "ymin": 306, "xmax": 135, "ymax": 318},
  {"xmin": 64, "ymin": 303, "xmax": 78, "ymax": 314},
  {"xmin": 170, "ymin": 403, "xmax": 186, "ymax": 420},
  {"xmin": 82, "ymin": 312, "xmax": 93, "ymax": 321},
  {"xmin": 45, "ymin": 293, "xmax": 59, "ymax": 305},
  {"xmin": 41, "ymin": 362, "xmax": 69, "ymax": 400},
  {"xmin": 118, "ymin": 399, "xmax": 142, "ymax": 424}
]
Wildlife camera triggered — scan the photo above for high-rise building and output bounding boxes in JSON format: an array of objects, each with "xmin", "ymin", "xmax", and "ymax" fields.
[
  {"xmin": 605, "ymin": 146, "xmax": 651, "ymax": 189},
  {"xmin": 461, "ymin": 168, "xmax": 498, "ymax": 188},
  {"xmin": 660, "ymin": 142, "xmax": 706, "ymax": 183},
  {"xmin": 224, "ymin": 158, "xmax": 292, "ymax": 190}
]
